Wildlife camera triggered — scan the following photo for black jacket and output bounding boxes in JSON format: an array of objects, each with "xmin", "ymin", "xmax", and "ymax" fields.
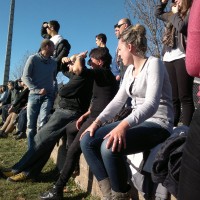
[
  {"xmin": 53, "ymin": 39, "xmax": 71, "ymax": 72},
  {"xmin": 155, "ymin": 3, "xmax": 189, "ymax": 54},
  {"xmin": 152, "ymin": 134, "xmax": 187, "ymax": 198},
  {"xmin": 40, "ymin": 26, "xmax": 71, "ymax": 72},
  {"xmin": 12, "ymin": 88, "xmax": 29, "ymax": 114},
  {"xmin": 58, "ymin": 69, "xmax": 93, "ymax": 114}
]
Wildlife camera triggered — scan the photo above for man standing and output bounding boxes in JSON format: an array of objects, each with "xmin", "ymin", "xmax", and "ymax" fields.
[
  {"xmin": 42, "ymin": 20, "xmax": 71, "ymax": 72},
  {"xmin": 0, "ymin": 54, "xmax": 93, "ymax": 182},
  {"xmin": 95, "ymin": 33, "xmax": 107, "ymax": 48},
  {"xmin": 22, "ymin": 39, "xmax": 57, "ymax": 149},
  {"xmin": 111, "ymin": 18, "xmax": 132, "ymax": 84}
]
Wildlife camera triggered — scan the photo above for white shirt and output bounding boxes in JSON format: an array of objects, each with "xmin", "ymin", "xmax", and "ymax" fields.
[{"xmin": 50, "ymin": 35, "xmax": 63, "ymax": 46}]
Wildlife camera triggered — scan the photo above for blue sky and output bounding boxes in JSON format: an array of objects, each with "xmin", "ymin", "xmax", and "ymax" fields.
[{"xmin": 0, "ymin": 0, "xmax": 129, "ymax": 84}]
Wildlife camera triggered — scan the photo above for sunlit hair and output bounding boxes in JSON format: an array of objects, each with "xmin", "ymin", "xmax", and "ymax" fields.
[
  {"xmin": 40, "ymin": 39, "xmax": 54, "ymax": 50},
  {"xmin": 120, "ymin": 24, "xmax": 147, "ymax": 57},
  {"xmin": 179, "ymin": 0, "xmax": 192, "ymax": 18}
]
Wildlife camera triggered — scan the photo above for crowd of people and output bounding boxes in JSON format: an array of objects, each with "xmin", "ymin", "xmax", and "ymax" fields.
[{"xmin": 0, "ymin": 0, "xmax": 200, "ymax": 199}]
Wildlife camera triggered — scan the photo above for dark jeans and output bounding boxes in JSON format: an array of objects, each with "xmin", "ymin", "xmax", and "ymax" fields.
[
  {"xmin": 55, "ymin": 117, "xmax": 95, "ymax": 188},
  {"xmin": 12, "ymin": 108, "xmax": 80, "ymax": 176},
  {"xmin": 17, "ymin": 109, "xmax": 27, "ymax": 133},
  {"xmin": 80, "ymin": 121, "xmax": 170, "ymax": 193},
  {"xmin": 164, "ymin": 58, "xmax": 194, "ymax": 126},
  {"xmin": 178, "ymin": 106, "xmax": 200, "ymax": 200}
]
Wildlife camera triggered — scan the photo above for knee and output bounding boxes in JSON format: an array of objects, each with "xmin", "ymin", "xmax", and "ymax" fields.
[
  {"xmin": 80, "ymin": 132, "xmax": 90, "ymax": 152},
  {"xmin": 100, "ymin": 139, "xmax": 113, "ymax": 159}
]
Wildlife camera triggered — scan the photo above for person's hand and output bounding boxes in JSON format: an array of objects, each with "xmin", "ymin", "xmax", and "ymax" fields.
[
  {"xmin": 104, "ymin": 120, "xmax": 130, "ymax": 152},
  {"xmin": 62, "ymin": 57, "xmax": 71, "ymax": 64},
  {"xmin": 76, "ymin": 115, "xmax": 85, "ymax": 130},
  {"xmin": 116, "ymin": 75, "xmax": 121, "ymax": 81},
  {"xmin": 77, "ymin": 51, "xmax": 88, "ymax": 59},
  {"xmin": 79, "ymin": 120, "xmax": 100, "ymax": 140},
  {"xmin": 161, "ymin": 0, "xmax": 168, "ymax": 4},
  {"xmin": 39, "ymin": 88, "xmax": 47, "ymax": 95},
  {"xmin": 43, "ymin": 22, "xmax": 48, "ymax": 28},
  {"xmin": 172, "ymin": 4, "xmax": 179, "ymax": 13}
]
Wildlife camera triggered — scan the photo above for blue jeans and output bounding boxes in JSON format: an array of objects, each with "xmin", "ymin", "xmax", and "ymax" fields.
[
  {"xmin": 80, "ymin": 121, "xmax": 170, "ymax": 193},
  {"xmin": 27, "ymin": 94, "xmax": 53, "ymax": 149},
  {"xmin": 12, "ymin": 108, "xmax": 80, "ymax": 176}
]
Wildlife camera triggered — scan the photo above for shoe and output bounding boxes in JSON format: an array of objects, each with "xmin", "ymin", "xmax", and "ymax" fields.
[
  {"xmin": 15, "ymin": 132, "xmax": 27, "ymax": 140},
  {"xmin": 0, "ymin": 168, "xmax": 15, "ymax": 178},
  {"xmin": 0, "ymin": 130, "xmax": 7, "ymax": 138},
  {"xmin": 40, "ymin": 185, "xmax": 63, "ymax": 200},
  {"xmin": 7, "ymin": 172, "xmax": 30, "ymax": 182},
  {"xmin": 13, "ymin": 131, "xmax": 20, "ymax": 136}
]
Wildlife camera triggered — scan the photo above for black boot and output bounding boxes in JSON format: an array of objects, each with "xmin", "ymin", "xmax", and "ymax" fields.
[
  {"xmin": 15, "ymin": 132, "xmax": 26, "ymax": 140},
  {"xmin": 40, "ymin": 185, "xmax": 63, "ymax": 200},
  {"xmin": 0, "ymin": 130, "xmax": 7, "ymax": 138}
]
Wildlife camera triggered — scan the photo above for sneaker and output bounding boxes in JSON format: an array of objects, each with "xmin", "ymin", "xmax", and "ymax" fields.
[
  {"xmin": 0, "ymin": 168, "xmax": 15, "ymax": 178},
  {"xmin": 7, "ymin": 172, "xmax": 29, "ymax": 182},
  {"xmin": 40, "ymin": 185, "xmax": 63, "ymax": 200},
  {"xmin": 15, "ymin": 132, "xmax": 27, "ymax": 140},
  {"xmin": 13, "ymin": 131, "xmax": 20, "ymax": 136}
]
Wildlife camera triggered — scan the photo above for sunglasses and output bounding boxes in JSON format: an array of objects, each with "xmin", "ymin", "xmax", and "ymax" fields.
[{"xmin": 117, "ymin": 23, "xmax": 126, "ymax": 28}]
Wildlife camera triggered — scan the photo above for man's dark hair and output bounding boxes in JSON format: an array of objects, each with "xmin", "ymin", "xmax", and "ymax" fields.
[
  {"xmin": 49, "ymin": 20, "xmax": 60, "ymax": 32},
  {"xmin": 89, "ymin": 47, "xmax": 112, "ymax": 69},
  {"xmin": 96, "ymin": 33, "xmax": 107, "ymax": 44}
]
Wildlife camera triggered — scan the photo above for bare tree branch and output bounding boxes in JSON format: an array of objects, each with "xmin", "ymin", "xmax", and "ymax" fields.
[
  {"xmin": 10, "ymin": 51, "xmax": 32, "ymax": 81},
  {"xmin": 124, "ymin": 0, "xmax": 167, "ymax": 57}
]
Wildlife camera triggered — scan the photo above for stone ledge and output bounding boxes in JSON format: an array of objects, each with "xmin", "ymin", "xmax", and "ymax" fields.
[{"xmin": 51, "ymin": 139, "xmax": 176, "ymax": 200}]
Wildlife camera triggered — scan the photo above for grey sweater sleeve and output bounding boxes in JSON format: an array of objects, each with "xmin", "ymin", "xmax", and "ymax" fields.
[
  {"xmin": 22, "ymin": 55, "xmax": 39, "ymax": 91},
  {"xmin": 98, "ymin": 57, "xmax": 169, "ymax": 127}
]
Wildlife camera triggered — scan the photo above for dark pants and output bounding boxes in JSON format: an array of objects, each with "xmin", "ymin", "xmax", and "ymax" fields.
[
  {"xmin": 12, "ymin": 108, "xmax": 80, "ymax": 176},
  {"xmin": 17, "ymin": 109, "xmax": 27, "ymax": 133},
  {"xmin": 164, "ymin": 58, "xmax": 194, "ymax": 126},
  {"xmin": 55, "ymin": 117, "xmax": 95, "ymax": 188},
  {"xmin": 178, "ymin": 106, "xmax": 200, "ymax": 200}
]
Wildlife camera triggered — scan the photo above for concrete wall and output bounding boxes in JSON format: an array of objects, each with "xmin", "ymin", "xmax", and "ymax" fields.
[{"xmin": 50, "ymin": 139, "xmax": 176, "ymax": 200}]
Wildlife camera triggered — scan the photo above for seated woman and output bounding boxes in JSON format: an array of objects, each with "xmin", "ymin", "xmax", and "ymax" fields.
[
  {"xmin": 80, "ymin": 24, "xmax": 174, "ymax": 199},
  {"xmin": 0, "ymin": 80, "xmax": 29, "ymax": 138}
]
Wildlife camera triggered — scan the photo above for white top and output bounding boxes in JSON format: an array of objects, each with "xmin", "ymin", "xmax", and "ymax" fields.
[
  {"xmin": 50, "ymin": 34, "xmax": 63, "ymax": 46},
  {"xmin": 97, "ymin": 56, "xmax": 174, "ymax": 133},
  {"xmin": 163, "ymin": 47, "xmax": 185, "ymax": 62}
]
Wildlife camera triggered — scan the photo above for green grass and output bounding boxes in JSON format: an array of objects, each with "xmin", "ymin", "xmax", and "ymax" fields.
[{"xmin": 0, "ymin": 134, "xmax": 99, "ymax": 200}]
